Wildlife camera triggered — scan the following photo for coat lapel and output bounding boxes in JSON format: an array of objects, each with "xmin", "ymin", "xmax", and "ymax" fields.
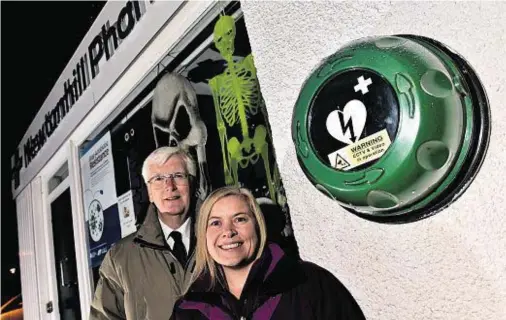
[{"xmin": 135, "ymin": 203, "xmax": 167, "ymax": 248}]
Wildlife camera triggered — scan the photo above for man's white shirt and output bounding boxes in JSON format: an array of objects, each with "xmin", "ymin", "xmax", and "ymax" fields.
[{"xmin": 158, "ymin": 217, "xmax": 191, "ymax": 253}]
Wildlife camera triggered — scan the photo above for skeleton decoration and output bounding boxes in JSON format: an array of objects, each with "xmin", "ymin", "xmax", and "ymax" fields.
[
  {"xmin": 152, "ymin": 72, "xmax": 209, "ymax": 201},
  {"xmin": 208, "ymin": 15, "xmax": 282, "ymax": 204}
]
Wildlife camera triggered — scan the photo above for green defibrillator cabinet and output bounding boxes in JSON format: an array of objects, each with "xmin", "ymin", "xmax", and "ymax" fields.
[{"xmin": 292, "ymin": 35, "xmax": 490, "ymax": 222}]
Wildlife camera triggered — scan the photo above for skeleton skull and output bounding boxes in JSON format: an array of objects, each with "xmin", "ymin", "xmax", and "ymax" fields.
[
  {"xmin": 213, "ymin": 15, "xmax": 236, "ymax": 60},
  {"xmin": 152, "ymin": 72, "xmax": 209, "ymax": 200}
]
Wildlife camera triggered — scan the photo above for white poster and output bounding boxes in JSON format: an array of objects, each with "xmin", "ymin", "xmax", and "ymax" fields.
[
  {"xmin": 80, "ymin": 131, "xmax": 121, "ymax": 267},
  {"xmin": 81, "ymin": 131, "xmax": 117, "ymax": 218},
  {"xmin": 117, "ymin": 190, "xmax": 137, "ymax": 237}
]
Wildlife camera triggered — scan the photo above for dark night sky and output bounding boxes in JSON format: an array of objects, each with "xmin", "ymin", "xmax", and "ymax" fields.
[{"xmin": 1, "ymin": 1, "xmax": 106, "ymax": 302}]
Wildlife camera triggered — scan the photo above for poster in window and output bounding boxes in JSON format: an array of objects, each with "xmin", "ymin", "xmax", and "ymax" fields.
[
  {"xmin": 117, "ymin": 190, "xmax": 137, "ymax": 237},
  {"xmin": 80, "ymin": 131, "xmax": 122, "ymax": 268}
]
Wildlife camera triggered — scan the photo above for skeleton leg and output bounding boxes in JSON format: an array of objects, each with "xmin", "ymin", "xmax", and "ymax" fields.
[
  {"xmin": 209, "ymin": 79, "xmax": 234, "ymax": 186},
  {"xmin": 227, "ymin": 137, "xmax": 241, "ymax": 186},
  {"xmin": 253, "ymin": 125, "xmax": 276, "ymax": 203}
]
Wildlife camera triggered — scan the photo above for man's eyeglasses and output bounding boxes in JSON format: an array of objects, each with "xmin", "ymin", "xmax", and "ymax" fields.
[{"xmin": 148, "ymin": 172, "xmax": 190, "ymax": 189}]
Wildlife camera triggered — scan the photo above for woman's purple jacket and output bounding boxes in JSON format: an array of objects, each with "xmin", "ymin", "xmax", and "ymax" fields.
[{"xmin": 170, "ymin": 242, "xmax": 366, "ymax": 320}]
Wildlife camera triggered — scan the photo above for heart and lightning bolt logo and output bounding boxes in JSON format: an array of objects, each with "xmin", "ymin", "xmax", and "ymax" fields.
[
  {"xmin": 326, "ymin": 99, "xmax": 367, "ymax": 145},
  {"xmin": 326, "ymin": 76, "xmax": 371, "ymax": 145}
]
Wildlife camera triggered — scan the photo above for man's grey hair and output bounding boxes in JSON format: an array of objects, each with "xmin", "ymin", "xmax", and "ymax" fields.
[{"xmin": 141, "ymin": 146, "xmax": 197, "ymax": 183}]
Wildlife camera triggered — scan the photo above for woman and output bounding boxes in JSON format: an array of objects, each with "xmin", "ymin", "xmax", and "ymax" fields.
[{"xmin": 171, "ymin": 186, "xmax": 365, "ymax": 319}]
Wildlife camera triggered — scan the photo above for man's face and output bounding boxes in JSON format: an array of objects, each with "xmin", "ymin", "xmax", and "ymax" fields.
[
  {"xmin": 206, "ymin": 195, "xmax": 258, "ymax": 270},
  {"xmin": 147, "ymin": 155, "xmax": 191, "ymax": 219}
]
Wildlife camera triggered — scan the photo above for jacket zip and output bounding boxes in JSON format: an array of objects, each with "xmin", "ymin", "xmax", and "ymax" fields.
[
  {"xmin": 133, "ymin": 237, "xmax": 167, "ymax": 250},
  {"xmin": 134, "ymin": 237, "xmax": 195, "ymax": 277},
  {"xmin": 134, "ymin": 236, "xmax": 196, "ymax": 271}
]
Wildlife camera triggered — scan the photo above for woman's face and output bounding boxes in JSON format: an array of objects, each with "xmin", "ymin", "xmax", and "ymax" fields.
[{"xmin": 206, "ymin": 195, "xmax": 258, "ymax": 270}]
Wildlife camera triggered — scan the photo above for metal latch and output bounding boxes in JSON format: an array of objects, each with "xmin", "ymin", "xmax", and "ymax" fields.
[{"xmin": 46, "ymin": 301, "xmax": 53, "ymax": 313}]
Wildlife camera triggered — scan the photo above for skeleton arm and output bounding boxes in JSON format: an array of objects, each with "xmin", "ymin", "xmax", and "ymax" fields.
[
  {"xmin": 244, "ymin": 54, "xmax": 257, "ymax": 77},
  {"xmin": 242, "ymin": 55, "xmax": 281, "ymax": 201},
  {"xmin": 209, "ymin": 76, "xmax": 234, "ymax": 185},
  {"xmin": 185, "ymin": 119, "xmax": 209, "ymax": 201},
  {"xmin": 245, "ymin": 54, "xmax": 272, "ymax": 136}
]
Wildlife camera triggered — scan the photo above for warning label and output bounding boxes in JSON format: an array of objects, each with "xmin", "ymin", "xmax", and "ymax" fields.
[{"xmin": 327, "ymin": 129, "xmax": 391, "ymax": 171}]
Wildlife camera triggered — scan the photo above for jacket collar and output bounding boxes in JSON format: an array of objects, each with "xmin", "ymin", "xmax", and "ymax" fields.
[
  {"xmin": 188, "ymin": 242, "xmax": 302, "ymax": 297},
  {"xmin": 134, "ymin": 203, "xmax": 167, "ymax": 248},
  {"xmin": 250, "ymin": 243, "xmax": 303, "ymax": 296},
  {"xmin": 179, "ymin": 243, "xmax": 304, "ymax": 318}
]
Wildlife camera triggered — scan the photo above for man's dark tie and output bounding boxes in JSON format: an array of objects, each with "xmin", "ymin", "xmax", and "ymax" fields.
[{"xmin": 169, "ymin": 231, "xmax": 187, "ymax": 266}]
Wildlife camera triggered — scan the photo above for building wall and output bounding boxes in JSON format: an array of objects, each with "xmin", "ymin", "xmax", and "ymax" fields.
[
  {"xmin": 16, "ymin": 185, "xmax": 40, "ymax": 319},
  {"xmin": 241, "ymin": 2, "xmax": 506, "ymax": 319}
]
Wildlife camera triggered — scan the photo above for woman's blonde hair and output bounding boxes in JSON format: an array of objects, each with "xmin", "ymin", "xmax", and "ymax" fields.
[{"xmin": 190, "ymin": 186, "xmax": 267, "ymax": 291}]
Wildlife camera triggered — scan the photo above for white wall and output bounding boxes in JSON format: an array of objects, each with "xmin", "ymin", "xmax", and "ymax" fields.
[
  {"xmin": 16, "ymin": 185, "xmax": 41, "ymax": 319},
  {"xmin": 241, "ymin": 1, "xmax": 506, "ymax": 319}
]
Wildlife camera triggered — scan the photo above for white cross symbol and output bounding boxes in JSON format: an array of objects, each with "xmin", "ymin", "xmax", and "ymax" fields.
[{"xmin": 354, "ymin": 76, "xmax": 373, "ymax": 95}]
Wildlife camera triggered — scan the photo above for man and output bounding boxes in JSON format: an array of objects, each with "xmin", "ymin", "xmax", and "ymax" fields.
[{"xmin": 90, "ymin": 146, "xmax": 199, "ymax": 319}]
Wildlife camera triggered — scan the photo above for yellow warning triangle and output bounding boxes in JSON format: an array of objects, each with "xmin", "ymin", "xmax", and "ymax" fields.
[{"xmin": 334, "ymin": 154, "xmax": 350, "ymax": 169}]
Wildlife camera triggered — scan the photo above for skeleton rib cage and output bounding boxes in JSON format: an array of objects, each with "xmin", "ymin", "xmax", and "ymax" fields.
[{"xmin": 218, "ymin": 68, "xmax": 261, "ymax": 129}]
